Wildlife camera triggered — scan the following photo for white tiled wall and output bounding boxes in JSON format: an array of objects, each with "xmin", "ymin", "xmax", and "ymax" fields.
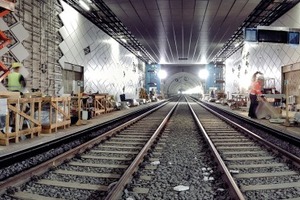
[
  {"xmin": 225, "ymin": 2, "xmax": 300, "ymax": 97},
  {"xmin": 0, "ymin": 13, "xmax": 29, "ymax": 79},
  {"xmin": 58, "ymin": 1, "xmax": 145, "ymax": 101}
]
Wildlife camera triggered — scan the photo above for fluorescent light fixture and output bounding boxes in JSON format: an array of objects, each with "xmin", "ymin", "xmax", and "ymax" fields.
[
  {"xmin": 125, "ymin": 54, "xmax": 135, "ymax": 57},
  {"xmin": 199, "ymin": 56, "xmax": 207, "ymax": 64},
  {"xmin": 79, "ymin": 0, "xmax": 90, "ymax": 11},
  {"xmin": 159, "ymin": 58, "xmax": 167, "ymax": 64},
  {"xmin": 158, "ymin": 70, "xmax": 167, "ymax": 79},
  {"xmin": 199, "ymin": 69, "xmax": 209, "ymax": 80}
]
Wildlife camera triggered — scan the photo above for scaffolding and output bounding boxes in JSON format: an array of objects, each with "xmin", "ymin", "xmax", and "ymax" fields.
[{"xmin": 0, "ymin": 3, "xmax": 12, "ymax": 82}]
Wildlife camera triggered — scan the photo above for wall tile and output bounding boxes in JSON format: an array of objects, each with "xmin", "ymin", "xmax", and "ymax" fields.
[{"xmin": 226, "ymin": 3, "xmax": 300, "ymax": 96}]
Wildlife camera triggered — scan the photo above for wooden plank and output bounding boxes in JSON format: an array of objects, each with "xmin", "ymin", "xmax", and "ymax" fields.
[
  {"xmin": 42, "ymin": 120, "xmax": 71, "ymax": 131},
  {"xmin": 12, "ymin": 192, "xmax": 63, "ymax": 200},
  {"xmin": 8, "ymin": 98, "xmax": 43, "ymax": 103},
  {"xmin": 50, "ymin": 102, "xmax": 69, "ymax": 119},
  {"xmin": 81, "ymin": 155, "xmax": 132, "ymax": 161},
  {"xmin": 214, "ymin": 142, "xmax": 254, "ymax": 145},
  {"xmin": 212, "ymin": 139, "xmax": 250, "ymax": 142},
  {"xmin": 222, "ymin": 151, "xmax": 266, "ymax": 155},
  {"xmin": 234, "ymin": 171, "xmax": 297, "ymax": 179},
  {"xmin": 0, "ymin": 91, "xmax": 20, "ymax": 97},
  {"xmin": 209, "ymin": 135, "xmax": 245, "ymax": 138},
  {"xmin": 105, "ymin": 141, "xmax": 145, "ymax": 145},
  {"xmin": 241, "ymin": 181, "xmax": 300, "ymax": 191},
  {"xmin": 120, "ymin": 132, "xmax": 152, "ymax": 136},
  {"xmin": 69, "ymin": 162, "xmax": 128, "ymax": 169},
  {"xmin": 99, "ymin": 145, "xmax": 141, "ymax": 149},
  {"xmin": 218, "ymin": 146, "xmax": 260, "ymax": 150},
  {"xmin": 205, "ymin": 130, "xmax": 236, "ymax": 133},
  {"xmin": 228, "ymin": 163, "xmax": 285, "ymax": 168},
  {"xmin": 90, "ymin": 150, "xmax": 139, "ymax": 154},
  {"xmin": 55, "ymin": 170, "xmax": 121, "ymax": 179},
  {"xmin": 110, "ymin": 138, "xmax": 148, "ymax": 141},
  {"xmin": 38, "ymin": 179, "xmax": 108, "ymax": 191},
  {"xmin": 116, "ymin": 135, "xmax": 149, "ymax": 138},
  {"xmin": 224, "ymin": 156, "xmax": 274, "ymax": 161},
  {"xmin": 43, "ymin": 97, "xmax": 71, "ymax": 102},
  {"xmin": 17, "ymin": 127, "xmax": 41, "ymax": 136},
  {"xmin": 8, "ymin": 105, "xmax": 40, "ymax": 125}
]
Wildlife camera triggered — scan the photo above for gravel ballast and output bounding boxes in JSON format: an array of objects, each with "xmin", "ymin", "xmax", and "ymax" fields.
[{"xmin": 124, "ymin": 102, "xmax": 229, "ymax": 200}]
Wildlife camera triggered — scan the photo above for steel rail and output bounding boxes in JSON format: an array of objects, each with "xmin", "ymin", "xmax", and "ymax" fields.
[
  {"xmin": 186, "ymin": 98, "xmax": 245, "ymax": 200},
  {"xmin": 0, "ymin": 102, "xmax": 164, "ymax": 168},
  {"xmin": 201, "ymin": 100, "xmax": 300, "ymax": 146},
  {"xmin": 198, "ymin": 101, "xmax": 300, "ymax": 168},
  {"xmin": 105, "ymin": 101, "xmax": 179, "ymax": 200},
  {"xmin": 0, "ymin": 102, "xmax": 168, "ymax": 195}
]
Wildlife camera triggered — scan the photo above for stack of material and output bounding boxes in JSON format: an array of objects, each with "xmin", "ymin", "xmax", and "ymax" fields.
[
  {"xmin": 41, "ymin": 96, "xmax": 71, "ymax": 133},
  {"xmin": 256, "ymin": 101, "xmax": 281, "ymax": 119},
  {"xmin": 0, "ymin": 91, "xmax": 42, "ymax": 145}
]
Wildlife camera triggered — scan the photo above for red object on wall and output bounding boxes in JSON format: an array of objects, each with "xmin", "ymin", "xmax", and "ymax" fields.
[
  {"xmin": 0, "ymin": 31, "xmax": 11, "ymax": 49},
  {"xmin": 0, "ymin": 8, "xmax": 12, "ymax": 82},
  {"xmin": 0, "ymin": 9, "xmax": 9, "ymax": 17},
  {"xmin": 0, "ymin": 62, "xmax": 10, "ymax": 82}
]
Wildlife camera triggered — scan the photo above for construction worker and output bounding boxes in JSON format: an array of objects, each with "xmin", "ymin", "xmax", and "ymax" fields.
[
  {"xmin": 248, "ymin": 72, "xmax": 264, "ymax": 119},
  {"xmin": 7, "ymin": 62, "xmax": 26, "ymax": 93}
]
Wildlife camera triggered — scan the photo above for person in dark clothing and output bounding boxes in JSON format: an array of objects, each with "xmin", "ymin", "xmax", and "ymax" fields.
[{"xmin": 248, "ymin": 72, "xmax": 264, "ymax": 119}]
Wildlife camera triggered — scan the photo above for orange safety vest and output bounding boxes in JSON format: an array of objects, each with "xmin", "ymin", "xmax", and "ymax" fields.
[{"xmin": 250, "ymin": 81, "xmax": 262, "ymax": 95}]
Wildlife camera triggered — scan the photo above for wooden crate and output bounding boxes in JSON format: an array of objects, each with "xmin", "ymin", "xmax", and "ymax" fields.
[
  {"xmin": 70, "ymin": 94, "xmax": 89, "ymax": 113},
  {"xmin": 105, "ymin": 95, "xmax": 115, "ymax": 113},
  {"xmin": 93, "ymin": 94, "xmax": 106, "ymax": 116},
  {"xmin": 41, "ymin": 97, "xmax": 71, "ymax": 133},
  {"xmin": 0, "ymin": 97, "xmax": 42, "ymax": 146}
]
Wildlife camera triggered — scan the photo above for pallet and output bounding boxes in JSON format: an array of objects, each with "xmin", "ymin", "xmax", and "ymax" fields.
[
  {"xmin": 41, "ymin": 97, "xmax": 71, "ymax": 133},
  {"xmin": 0, "ymin": 97, "xmax": 42, "ymax": 146}
]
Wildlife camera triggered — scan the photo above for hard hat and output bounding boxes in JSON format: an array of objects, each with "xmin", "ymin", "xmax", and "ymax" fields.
[{"xmin": 12, "ymin": 62, "xmax": 22, "ymax": 68}]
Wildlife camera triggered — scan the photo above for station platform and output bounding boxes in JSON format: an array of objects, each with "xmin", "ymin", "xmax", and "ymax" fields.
[
  {"xmin": 1, "ymin": 99, "xmax": 298, "ymax": 159},
  {"xmin": 206, "ymin": 101, "xmax": 300, "ymax": 140},
  {"xmin": 0, "ymin": 102, "xmax": 160, "ymax": 157}
]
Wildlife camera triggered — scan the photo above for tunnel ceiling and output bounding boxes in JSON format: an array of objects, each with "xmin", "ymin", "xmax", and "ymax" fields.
[{"xmin": 63, "ymin": 0, "xmax": 300, "ymax": 64}]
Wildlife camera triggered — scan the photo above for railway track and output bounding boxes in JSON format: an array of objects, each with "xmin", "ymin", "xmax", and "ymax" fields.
[
  {"xmin": 1, "ymin": 95, "xmax": 299, "ymax": 199},
  {"xmin": 188, "ymin": 98, "xmax": 300, "ymax": 200},
  {"xmin": 0, "ymin": 101, "xmax": 178, "ymax": 200}
]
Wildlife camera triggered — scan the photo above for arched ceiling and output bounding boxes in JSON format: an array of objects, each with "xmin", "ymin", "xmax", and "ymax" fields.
[
  {"xmin": 63, "ymin": 0, "xmax": 300, "ymax": 64},
  {"xmin": 163, "ymin": 72, "xmax": 203, "ymax": 96}
]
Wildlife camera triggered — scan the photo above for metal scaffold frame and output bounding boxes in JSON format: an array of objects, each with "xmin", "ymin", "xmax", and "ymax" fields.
[{"xmin": 0, "ymin": 6, "xmax": 12, "ymax": 82}]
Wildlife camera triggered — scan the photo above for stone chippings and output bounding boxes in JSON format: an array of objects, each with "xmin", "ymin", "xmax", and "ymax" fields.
[{"xmin": 123, "ymin": 102, "xmax": 230, "ymax": 200}]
